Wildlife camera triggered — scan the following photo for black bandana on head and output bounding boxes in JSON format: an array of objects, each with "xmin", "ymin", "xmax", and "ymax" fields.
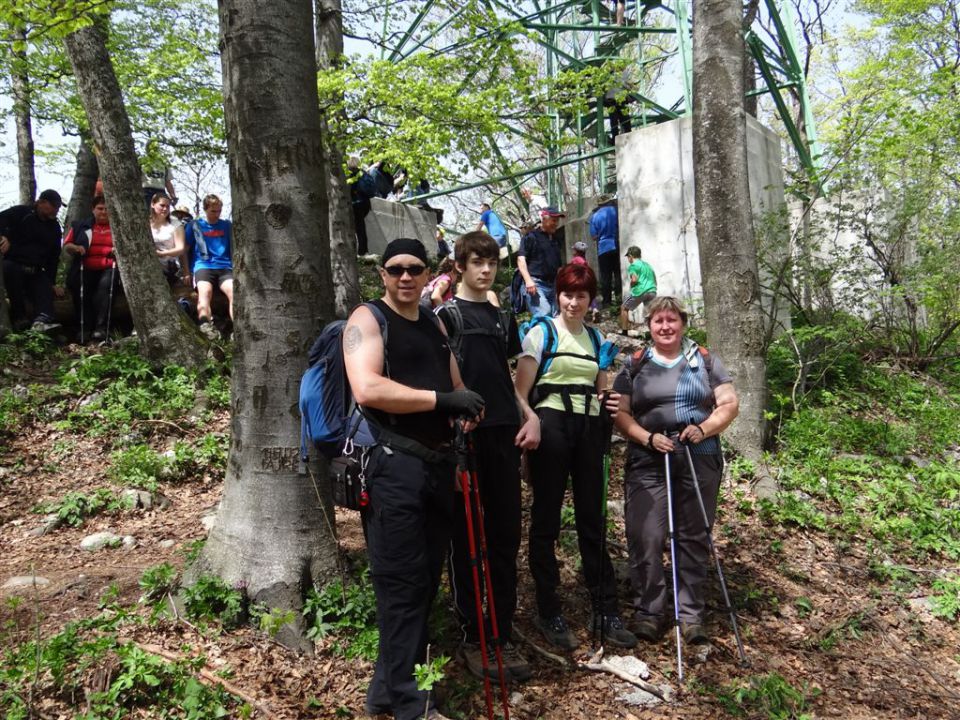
[{"xmin": 382, "ymin": 237, "xmax": 429, "ymax": 267}]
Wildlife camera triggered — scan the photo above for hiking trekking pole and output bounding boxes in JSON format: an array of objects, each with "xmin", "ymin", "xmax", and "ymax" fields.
[
  {"xmin": 465, "ymin": 435, "xmax": 510, "ymax": 719},
  {"xmin": 594, "ymin": 390, "xmax": 615, "ymax": 651},
  {"xmin": 78, "ymin": 262, "xmax": 85, "ymax": 344},
  {"xmin": 682, "ymin": 441, "xmax": 747, "ymax": 664},
  {"xmin": 664, "ymin": 446, "xmax": 684, "ymax": 683},
  {"xmin": 104, "ymin": 260, "xmax": 116, "ymax": 344},
  {"xmin": 455, "ymin": 429, "xmax": 496, "ymax": 720}
]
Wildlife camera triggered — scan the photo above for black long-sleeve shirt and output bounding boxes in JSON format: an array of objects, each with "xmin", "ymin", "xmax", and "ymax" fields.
[{"xmin": 0, "ymin": 204, "xmax": 62, "ymax": 282}]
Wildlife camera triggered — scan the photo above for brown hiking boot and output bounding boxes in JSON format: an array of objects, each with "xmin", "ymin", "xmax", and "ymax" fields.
[
  {"xmin": 458, "ymin": 642, "xmax": 503, "ymax": 681},
  {"xmin": 502, "ymin": 641, "xmax": 531, "ymax": 682},
  {"xmin": 681, "ymin": 622, "xmax": 709, "ymax": 645},
  {"xmin": 630, "ymin": 617, "xmax": 665, "ymax": 642}
]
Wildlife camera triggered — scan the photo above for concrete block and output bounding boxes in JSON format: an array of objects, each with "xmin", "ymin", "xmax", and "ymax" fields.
[
  {"xmin": 365, "ymin": 198, "xmax": 438, "ymax": 256},
  {"xmin": 615, "ymin": 116, "xmax": 790, "ymax": 329}
]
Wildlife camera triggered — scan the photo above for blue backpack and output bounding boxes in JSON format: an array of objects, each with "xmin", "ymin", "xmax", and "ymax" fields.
[
  {"xmin": 526, "ymin": 316, "xmax": 619, "ymax": 413},
  {"xmin": 508, "ymin": 270, "xmax": 527, "ymax": 315},
  {"xmin": 298, "ymin": 303, "xmax": 387, "ymax": 461}
]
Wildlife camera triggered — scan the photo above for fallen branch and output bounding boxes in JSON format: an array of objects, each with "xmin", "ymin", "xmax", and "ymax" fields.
[
  {"xmin": 134, "ymin": 642, "xmax": 277, "ymax": 718},
  {"xmin": 577, "ymin": 649, "xmax": 667, "ymax": 700},
  {"xmin": 513, "ymin": 627, "xmax": 568, "ymax": 667}
]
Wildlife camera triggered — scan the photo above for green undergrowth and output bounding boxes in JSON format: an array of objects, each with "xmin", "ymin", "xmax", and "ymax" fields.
[
  {"xmin": 303, "ymin": 566, "xmax": 379, "ymax": 660},
  {"xmin": 708, "ymin": 672, "xmax": 819, "ymax": 720},
  {"xmin": 32, "ymin": 488, "xmax": 131, "ymax": 528},
  {"xmin": 0, "ymin": 593, "xmax": 247, "ymax": 720}
]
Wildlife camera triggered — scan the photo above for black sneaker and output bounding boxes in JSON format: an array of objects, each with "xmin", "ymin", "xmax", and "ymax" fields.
[
  {"xmin": 535, "ymin": 614, "xmax": 579, "ymax": 650},
  {"xmin": 592, "ymin": 614, "xmax": 638, "ymax": 648}
]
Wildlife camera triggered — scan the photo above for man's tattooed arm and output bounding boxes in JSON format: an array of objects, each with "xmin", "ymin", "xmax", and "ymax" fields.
[{"xmin": 344, "ymin": 325, "xmax": 363, "ymax": 354}]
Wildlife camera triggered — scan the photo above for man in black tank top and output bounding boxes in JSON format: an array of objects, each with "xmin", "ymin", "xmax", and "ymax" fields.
[{"xmin": 343, "ymin": 238, "xmax": 484, "ymax": 720}]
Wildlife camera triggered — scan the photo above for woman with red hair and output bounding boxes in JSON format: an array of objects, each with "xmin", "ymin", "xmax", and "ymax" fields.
[{"xmin": 514, "ymin": 263, "xmax": 637, "ymax": 651}]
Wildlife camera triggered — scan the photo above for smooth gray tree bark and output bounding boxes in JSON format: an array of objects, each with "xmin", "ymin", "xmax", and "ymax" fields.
[
  {"xmin": 64, "ymin": 135, "xmax": 99, "ymax": 230},
  {"xmin": 64, "ymin": 21, "xmax": 207, "ymax": 368},
  {"xmin": 11, "ymin": 24, "xmax": 37, "ymax": 205},
  {"xmin": 316, "ymin": 0, "xmax": 361, "ymax": 317},
  {"xmin": 186, "ymin": 0, "xmax": 339, "ymax": 651},
  {"xmin": 692, "ymin": 0, "xmax": 768, "ymax": 465}
]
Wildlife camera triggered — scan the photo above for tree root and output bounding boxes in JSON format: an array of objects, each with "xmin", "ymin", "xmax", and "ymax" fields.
[{"xmin": 135, "ymin": 642, "xmax": 278, "ymax": 718}]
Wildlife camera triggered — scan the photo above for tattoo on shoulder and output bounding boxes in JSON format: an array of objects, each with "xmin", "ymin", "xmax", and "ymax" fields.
[{"xmin": 344, "ymin": 325, "xmax": 363, "ymax": 354}]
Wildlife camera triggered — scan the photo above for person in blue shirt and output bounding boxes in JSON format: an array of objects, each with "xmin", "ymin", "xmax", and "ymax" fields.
[
  {"xmin": 185, "ymin": 194, "xmax": 233, "ymax": 336},
  {"xmin": 476, "ymin": 201, "xmax": 507, "ymax": 248},
  {"xmin": 589, "ymin": 196, "xmax": 622, "ymax": 308}
]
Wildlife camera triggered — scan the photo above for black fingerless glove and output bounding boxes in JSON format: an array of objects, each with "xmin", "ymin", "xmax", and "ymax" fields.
[{"xmin": 435, "ymin": 389, "xmax": 485, "ymax": 418}]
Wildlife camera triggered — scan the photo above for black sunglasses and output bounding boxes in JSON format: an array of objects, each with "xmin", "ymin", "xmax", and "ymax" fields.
[{"xmin": 383, "ymin": 264, "xmax": 427, "ymax": 277}]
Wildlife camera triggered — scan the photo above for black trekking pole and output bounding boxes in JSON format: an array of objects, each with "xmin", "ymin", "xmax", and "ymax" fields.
[
  {"xmin": 455, "ymin": 428, "xmax": 495, "ymax": 720},
  {"xmin": 682, "ymin": 441, "xmax": 747, "ymax": 664},
  {"xmin": 593, "ymin": 391, "xmax": 615, "ymax": 651},
  {"xmin": 104, "ymin": 260, "xmax": 116, "ymax": 344},
  {"xmin": 663, "ymin": 444, "xmax": 684, "ymax": 683},
  {"xmin": 465, "ymin": 436, "xmax": 510, "ymax": 720},
  {"xmin": 78, "ymin": 262, "xmax": 85, "ymax": 344}
]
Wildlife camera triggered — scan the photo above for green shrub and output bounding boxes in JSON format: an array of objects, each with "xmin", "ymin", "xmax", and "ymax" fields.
[
  {"xmin": 715, "ymin": 672, "xmax": 818, "ymax": 719},
  {"xmin": 181, "ymin": 575, "xmax": 245, "ymax": 628},
  {"xmin": 930, "ymin": 575, "xmax": 960, "ymax": 621},
  {"xmin": 33, "ymin": 488, "xmax": 129, "ymax": 528},
  {"xmin": 109, "ymin": 444, "xmax": 170, "ymax": 492},
  {"xmin": 303, "ymin": 568, "xmax": 379, "ymax": 660}
]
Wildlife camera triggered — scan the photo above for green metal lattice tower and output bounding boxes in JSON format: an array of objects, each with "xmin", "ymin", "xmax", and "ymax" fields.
[{"xmin": 381, "ymin": 0, "xmax": 821, "ymax": 214}]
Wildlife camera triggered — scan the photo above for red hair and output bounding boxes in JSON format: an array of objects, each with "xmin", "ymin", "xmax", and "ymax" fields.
[{"xmin": 555, "ymin": 262, "xmax": 597, "ymax": 301}]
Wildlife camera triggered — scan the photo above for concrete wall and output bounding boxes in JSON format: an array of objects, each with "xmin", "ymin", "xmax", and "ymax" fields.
[
  {"xmin": 615, "ymin": 115, "xmax": 789, "ymax": 327},
  {"xmin": 364, "ymin": 198, "xmax": 438, "ymax": 256}
]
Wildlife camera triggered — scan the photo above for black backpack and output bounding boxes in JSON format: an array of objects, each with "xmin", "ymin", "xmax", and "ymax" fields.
[{"xmin": 437, "ymin": 298, "xmax": 512, "ymax": 365}]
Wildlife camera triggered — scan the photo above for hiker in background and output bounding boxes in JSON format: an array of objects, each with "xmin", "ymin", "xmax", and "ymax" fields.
[
  {"xmin": 435, "ymin": 227, "xmax": 451, "ymax": 260},
  {"xmin": 611, "ymin": 296, "xmax": 739, "ymax": 646},
  {"xmin": 343, "ymin": 237, "xmax": 484, "ymax": 720},
  {"xmin": 185, "ymin": 194, "xmax": 233, "ymax": 338},
  {"xmin": 571, "ymin": 241, "xmax": 603, "ymax": 323},
  {"xmin": 589, "ymin": 195, "xmax": 621, "ymax": 310},
  {"xmin": 347, "ymin": 155, "xmax": 377, "ymax": 255},
  {"xmin": 475, "ymin": 200, "xmax": 507, "ymax": 249},
  {"xmin": 620, "ymin": 245, "xmax": 657, "ymax": 335},
  {"xmin": 149, "ymin": 193, "xmax": 188, "ymax": 287},
  {"xmin": 515, "ymin": 262, "xmax": 637, "ymax": 652},
  {"xmin": 172, "ymin": 205, "xmax": 193, "ymax": 224},
  {"xmin": 420, "ymin": 256, "xmax": 459, "ymax": 311},
  {"xmin": 516, "ymin": 206, "xmax": 565, "ymax": 318},
  {"xmin": 0, "ymin": 189, "xmax": 64, "ymax": 332},
  {"xmin": 141, "ymin": 140, "xmax": 176, "ymax": 210},
  {"xmin": 64, "ymin": 195, "xmax": 121, "ymax": 342},
  {"xmin": 437, "ymin": 230, "xmax": 533, "ymax": 683}
]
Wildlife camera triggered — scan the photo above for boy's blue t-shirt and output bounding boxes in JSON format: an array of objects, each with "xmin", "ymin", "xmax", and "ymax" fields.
[
  {"xmin": 186, "ymin": 218, "xmax": 233, "ymax": 272},
  {"xmin": 481, "ymin": 208, "xmax": 507, "ymax": 245}
]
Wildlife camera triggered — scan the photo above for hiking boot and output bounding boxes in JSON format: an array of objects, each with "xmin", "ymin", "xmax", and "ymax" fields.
[
  {"xmin": 502, "ymin": 641, "xmax": 531, "ymax": 682},
  {"xmin": 535, "ymin": 614, "xmax": 579, "ymax": 650},
  {"xmin": 592, "ymin": 614, "xmax": 638, "ymax": 648},
  {"xmin": 630, "ymin": 617, "xmax": 665, "ymax": 643},
  {"xmin": 458, "ymin": 642, "xmax": 501, "ymax": 681},
  {"xmin": 91, "ymin": 329, "xmax": 106, "ymax": 341},
  {"xmin": 681, "ymin": 622, "xmax": 709, "ymax": 645},
  {"xmin": 425, "ymin": 711, "xmax": 453, "ymax": 720}
]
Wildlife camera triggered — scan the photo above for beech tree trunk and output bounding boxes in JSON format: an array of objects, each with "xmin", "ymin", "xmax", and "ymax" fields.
[
  {"xmin": 64, "ymin": 22, "xmax": 207, "ymax": 369},
  {"xmin": 11, "ymin": 24, "xmax": 36, "ymax": 205},
  {"xmin": 64, "ymin": 135, "xmax": 99, "ymax": 230},
  {"xmin": 692, "ymin": 0, "xmax": 768, "ymax": 462},
  {"xmin": 316, "ymin": 0, "xmax": 361, "ymax": 316},
  {"xmin": 186, "ymin": 0, "xmax": 339, "ymax": 651}
]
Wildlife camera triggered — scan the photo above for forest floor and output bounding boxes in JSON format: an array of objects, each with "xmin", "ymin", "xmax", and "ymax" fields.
[{"xmin": 2, "ymin": 322, "xmax": 960, "ymax": 718}]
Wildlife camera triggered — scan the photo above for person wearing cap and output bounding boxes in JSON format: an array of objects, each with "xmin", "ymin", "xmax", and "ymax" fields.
[
  {"xmin": 589, "ymin": 195, "xmax": 622, "ymax": 310},
  {"xmin": 0, "ymin": 189, "xmax": 64, "ymax": 332},
  {"xmin": 620, "ymin": 245, "xmax": 657, "ymax": 334},
  {"xmin": 171, "ymin": 205, "xmax": 194, "ymax": 224},
  {"xmin": 517, "ymin": 206, "xmax": 565, "ymax": 317},
  {"xmin": 475, "ymin": 200, "xmax": 507, "ymax": 248},
  {"xmin": 343, "ymin": 237, "xmax": 484, "ymax": 720}
]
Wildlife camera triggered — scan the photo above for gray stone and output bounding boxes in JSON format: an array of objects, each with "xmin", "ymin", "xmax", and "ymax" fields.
[
  {"xmin": 159, "ymin": 539, "xmax": 175, "ymax": 549},
  {"xmin": 2, "ymin": 575, "xmax": 50, "ymax": 590},
  {"xmin": 605, "ymin": 654, "xmax": 650, "ymax": 679},
  {"xmin": 201, "ymin": 513, "xmax": 217, "ymax": 532},
  {"xmin": 607, "ymin": 499, "xmax": 625, "ymax": 518},
  {"xmin": 908, "ymin": 596, "xmax": 935, "ymax": 618},
  {"xmin": 80, "ymin": 531, "xmax": 121, "ymax": 551},
  {"xmin": 121, "ymin": 535, "xmax": 137, "ymax": 549},
  {"xmin": 122, "ymin": 488, "xmax": 171, "ymax": 511}
]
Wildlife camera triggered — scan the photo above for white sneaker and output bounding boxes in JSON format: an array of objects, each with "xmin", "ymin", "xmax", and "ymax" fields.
[{"xmin": 31, "ymin": 320, "xmax": 60, "ymax": 333}]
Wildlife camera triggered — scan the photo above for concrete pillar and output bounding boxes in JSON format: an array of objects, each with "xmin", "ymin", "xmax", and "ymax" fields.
[
  {"xmin": 615, "ymin": 115, "xmax": 789, "ymax": 328},
  {"xmin": 364, "ymin": 198, "xmax": 438, "ymax": 256}
]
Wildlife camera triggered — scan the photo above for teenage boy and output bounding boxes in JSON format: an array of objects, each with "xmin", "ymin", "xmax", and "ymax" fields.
[
  {"xmin": 620, "ymin": 245, "xmax": 657, "ymax": 334},
  {"xmin": 344, "ymin": 237, "xmax": 484, "ymax": 720},
  {"xmin": 437, "ymin": 230, "xmax": 540, "ymax": 682},
  {"xmin": 185, "ymin": 193, "xmax": 233, "ymax": 338}
]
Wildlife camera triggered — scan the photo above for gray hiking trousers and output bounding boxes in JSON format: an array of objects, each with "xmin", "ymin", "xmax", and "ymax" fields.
[{"xmin": 623, "ymin": 449, "xmax": 722, "ymax": 623}]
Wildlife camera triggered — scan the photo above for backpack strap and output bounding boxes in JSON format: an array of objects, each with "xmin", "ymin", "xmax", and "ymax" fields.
[
  {"xmin": 192, "ymin": 219, "xmax": 210, "ymax": 262},
  {"xmin": 530, "ymin": 317, "xmax": 601, "ymax": 415}
]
